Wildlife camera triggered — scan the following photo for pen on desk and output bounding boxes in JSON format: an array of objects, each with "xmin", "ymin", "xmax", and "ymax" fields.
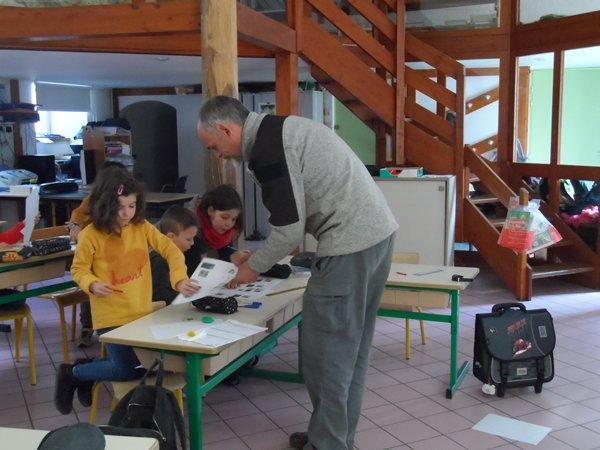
[
  {"xmin": 413, "ymin": 269, "xmax": 443, "ymax": 276},
  {"xmin": 396, "ymin": 272, "xmax": 407, "ymax": 276}
]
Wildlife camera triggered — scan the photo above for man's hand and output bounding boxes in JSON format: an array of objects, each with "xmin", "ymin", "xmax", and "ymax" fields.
[
  {"xmin": 176, "ymin": 278, "xmax": 200, "ymax": 297},
  {"xmin": 227, "ymin": 262, "xmax": 259, "ymax": 288},
  {"xmin": 230, "ymin": 250, "xmax": 251, "ymax": 266},
  {"xmin": 90, "ymin": 281, "xmax": 121, "ymax": 297}
]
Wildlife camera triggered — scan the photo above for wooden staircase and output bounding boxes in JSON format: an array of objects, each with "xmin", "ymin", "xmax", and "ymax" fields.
[
  {"xmin": 288, "ymin": 0, "xmax": 600, "ymax": 299},
  {"xmin": 464, "ymin": 145, "xmax": 599, "ymax": 299}
]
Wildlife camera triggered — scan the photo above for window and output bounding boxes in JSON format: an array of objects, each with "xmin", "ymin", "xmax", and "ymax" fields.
[{"xmin": 35, "ymin": 111, "xmax": 88, "ymax": 141}]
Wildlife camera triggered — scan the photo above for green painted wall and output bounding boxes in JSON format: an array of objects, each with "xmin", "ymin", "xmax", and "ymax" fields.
[
  {"xmin": 334, "ymin": 99, "xmax": 376, "ymax": 165},
  {"xmin": 529, "ymin": 68, "xmax": 600, "ymax": 166}
]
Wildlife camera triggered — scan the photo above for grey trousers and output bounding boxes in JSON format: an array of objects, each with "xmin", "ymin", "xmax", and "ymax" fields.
[{"xmin": 302, "ymin": 234, "xmax": 394, "ymax": 450}]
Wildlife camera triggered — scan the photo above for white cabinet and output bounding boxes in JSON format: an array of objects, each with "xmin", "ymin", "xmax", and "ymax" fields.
[{"xmin": 375, "ymin": 175, "xmax": 456, "ymax": 265}]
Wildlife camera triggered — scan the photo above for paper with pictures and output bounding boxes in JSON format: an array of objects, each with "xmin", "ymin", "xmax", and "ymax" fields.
[
  {"xmin": 22, "ymin": 186, "xmax": 39, "ymax": 244},
  {"xmin": 172, "ymin": 258, "xmax": 237, "ymax": 304},
  {"xmin": 172, "ymin": 257, "xmax": 284, "ymax": 304}
]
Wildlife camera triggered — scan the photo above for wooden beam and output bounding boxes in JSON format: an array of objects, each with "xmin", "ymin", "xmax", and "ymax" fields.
[
  {"xmin": 275, "ymin": 53, "xmax": 298, "ymax": 115},
  {"xmin": 201, "ymin": 0, "xmax": 239, "ymax": 190},
  {"xmin": 405, "ymin": 122, "xmax": 454, "ymax": 174},
  {"xmin": 395, "ymin": 0, "xmax": 405, "ymax": 165},
  {"xmin": 405, "ymin": 67, "xmax": 456, "ymax": 110},
  {"xmin": 9, "ymin": 79, "xmax": 23, "ymax": 158},
  {"xmin": 405, "ymin": 34, "xmax": 462, "ymax": 78},
  {"xmin": 237, "ymin": 3, "xmax": 296, "ymax": 53},
  {"xmin": 345, "ymin": 0, "xmax": 396, "ymax": 42},
  {"xmin": 454, "ymin": 67, "xmax": 466, "ymax": 241},
  {"xmin": 513, "ymin": 11, "xmax": 600, "ymax": 56},
  {"xmin": 548, "ymin": 50, "xmax": 564, "ymax": 213},
  {"xmin": 408, "ymin": 28, "xmax": 508, "ymax": 59},
  {"xmin": 465, "ymin": 87, "xmax": 499, "ymax": 114},
  {"xmin": 511, "ymin": 162, "xmax": 600, "ymax": 181},
  {"xmin": 516, "ymin": 66, "xmax": 530, "ymax": 156},
  {"xmin": 436, "ymin": 72, "xmax": 446, "ymax": 117},
  {"xmin": 0, "ymin": 1, "xmax": 200, "ymax": 41},
  {"xmin": 472, "ymin": 134, "xmax": 497, "ymax": 154},
  {"xmin": 0, "ymin": 34, "xmax": 272, "ymax": 57},
  {"xmin": 405, "ymin": 100, "xmax": 454, "ymax": 145}
]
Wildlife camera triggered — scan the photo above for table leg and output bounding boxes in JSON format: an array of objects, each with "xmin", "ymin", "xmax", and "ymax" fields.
[
  {"xmin": 446, "ymin": 289, "xmax": 469, "ymax": 399},
  {"xmin": 186, "ymin": 353, "xmax": 204, "ymax": 450}
]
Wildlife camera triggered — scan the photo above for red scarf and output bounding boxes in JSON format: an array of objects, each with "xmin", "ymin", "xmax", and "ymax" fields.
[{"xmin": 198, "ymin": 209, "xmax": 236, "ymax": 249}]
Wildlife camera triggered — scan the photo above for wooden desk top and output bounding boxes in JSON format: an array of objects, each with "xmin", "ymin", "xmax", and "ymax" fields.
[
  {"xmin": 387, "ymin": 263, "xmax": 479, "ymax": 291},
  {"xmin": 0, "ymin": 427, "xmax": 159, "ymax": 450},
  {"xmin": 100, "ymin": 273, "xmax": 309, "ymax": 355}
]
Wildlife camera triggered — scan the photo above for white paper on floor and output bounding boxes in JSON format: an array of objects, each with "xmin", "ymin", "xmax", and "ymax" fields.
[{"xmin": 473, "ymin": 414, "xmax": 551, "ymax": 445}]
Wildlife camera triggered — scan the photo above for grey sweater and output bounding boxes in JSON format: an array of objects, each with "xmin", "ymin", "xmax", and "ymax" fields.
[{"xmin": 243, "ymin": 112, "xmax": 398, "ymax": 273}]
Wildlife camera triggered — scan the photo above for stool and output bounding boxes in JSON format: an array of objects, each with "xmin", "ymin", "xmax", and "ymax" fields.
[
  {"xmin": 89, "ymin": 373, "xmax": 186, "ymax": 424},
  {"xmin": 40, "ymin": 288, "xmax": 89, "ymax": 363},
  {"xmin": 0, "ymin": 304, "xmax": 36, "ymax": 384}
]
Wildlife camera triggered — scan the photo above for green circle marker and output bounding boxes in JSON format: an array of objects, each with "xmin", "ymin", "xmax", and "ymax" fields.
[{"xmin": 202, "ymin": 316, "xmax": 214, "ymax": 324}]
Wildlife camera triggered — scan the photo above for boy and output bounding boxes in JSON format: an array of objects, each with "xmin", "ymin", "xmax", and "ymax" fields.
[{"xmin": 151, "ymin": 205, "xmax": 199, "ymax": 304}]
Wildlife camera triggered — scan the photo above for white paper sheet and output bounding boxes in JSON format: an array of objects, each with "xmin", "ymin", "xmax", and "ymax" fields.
[
  {"xmin": 172, "ymin": 258, "xmax": 237, "ymax": 305},
  {"xmin": 149, "ymin": 320, "xmax": 210, "ymax": 340},
  {"xmin": 473, "ymin": 414, "xmax": 551, "ymax": 445},
  {"xmin": 22, "ymin": 186, "xmax": 39, "ymax": 244}
]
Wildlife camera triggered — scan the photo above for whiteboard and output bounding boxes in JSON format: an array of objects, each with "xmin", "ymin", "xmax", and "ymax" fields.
[{"xmin": 376, "ymin": 176, "xmax": 455, "ymax": 265}]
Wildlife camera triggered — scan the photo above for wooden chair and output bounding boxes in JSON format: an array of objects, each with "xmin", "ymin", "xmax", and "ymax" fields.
[
  {"xmin": 31, "ymin": 226, "xmax": 89, "ymax": 363},
  {"xmin": 384, "ymin": 252, "xmax": 427, "ymax": 360},
  {"xmin": 87, "ymin": 302, "xmax": 186, "ymax": 424},
  {"xmin": 0, "ymin": 304, "xmax": 36, "ymax": 385}
]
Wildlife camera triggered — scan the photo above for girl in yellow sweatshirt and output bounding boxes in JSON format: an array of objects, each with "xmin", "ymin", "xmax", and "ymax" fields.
[{"xmin": 54, "ymin": 169, "xmax": 198, "ymax": 415}]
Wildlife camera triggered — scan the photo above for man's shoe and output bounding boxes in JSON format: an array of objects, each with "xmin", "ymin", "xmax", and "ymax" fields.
[
  {"xmin": 54, "ymin": 364, "xmax": 78, "ymax": 414},
  {"xmin": 77, "ymin": 329, "xmax": 94, "ymax": 348},
  {"xmin": 73, "ymin": 358, "xmax": 94, "ymax": 407},
  {"xmin": 289, "ymin": 431, "xmax": 309, "ymax": 450}
]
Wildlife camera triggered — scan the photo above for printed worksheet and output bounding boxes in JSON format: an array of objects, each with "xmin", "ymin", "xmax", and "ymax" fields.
[{"xmin": 172, "ymin": 257, "xmax": 284, "ymax": 304}]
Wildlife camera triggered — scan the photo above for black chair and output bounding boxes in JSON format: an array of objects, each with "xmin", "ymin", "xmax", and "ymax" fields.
[{"xmin": 160, "ymin": 175, "xmax": 188, "ymax": 193}]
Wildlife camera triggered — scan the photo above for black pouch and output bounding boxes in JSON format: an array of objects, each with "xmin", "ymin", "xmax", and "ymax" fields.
[
  {"xmin": 192, "ymin": 296, "xmax": 238, "ymax": 314},
  {"xmin": 261, "ymin": 263, "xmax": 292, "ymax": 279}
]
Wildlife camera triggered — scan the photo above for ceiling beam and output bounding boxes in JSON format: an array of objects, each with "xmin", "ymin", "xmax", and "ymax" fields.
[
  {"xmin": 0, "ymin": 34, "xmax": 273, "ymax": 57},
  {"xmin": 0, "ymin": 1, "xmax": 295, "ymax": 54}
]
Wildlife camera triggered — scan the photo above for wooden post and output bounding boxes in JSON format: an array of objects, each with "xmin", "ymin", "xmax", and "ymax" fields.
[
  {"xmin": 549, "ymin": 50, "xmax": 564, "ymax": 213},
  {"xmin": 201, "ymin": 0, "xmax": 239, "ymax": 190},
  {"xmin": 395, "ymin": 0, "xmax": 405, "ymax": 165},
  {"xmin": 516, "ymin": 187, "xmax": 529, "ymax": 300},
  {"xmin": 275, "ymin": 53, "xmax": 298, "ymax": 115}
]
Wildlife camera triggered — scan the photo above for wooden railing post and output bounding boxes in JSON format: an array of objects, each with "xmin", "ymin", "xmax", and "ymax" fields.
[{"xmin": 516, "ymin": 187, "xmax": 529, "ymax": 300}]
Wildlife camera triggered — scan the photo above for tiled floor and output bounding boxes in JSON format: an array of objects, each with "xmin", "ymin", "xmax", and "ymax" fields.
[{"xmin": 2, "ymin": 263, "xmax": 600, "ymax": 449}]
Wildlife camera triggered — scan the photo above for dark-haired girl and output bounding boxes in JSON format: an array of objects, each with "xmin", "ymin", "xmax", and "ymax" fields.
[{"xmin": 54, "ymin": 170, "xmax": 198, "ymax": 415}]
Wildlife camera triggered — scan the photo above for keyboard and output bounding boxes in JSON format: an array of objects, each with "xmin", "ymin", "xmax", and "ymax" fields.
[{"xmin": 30, "ymin": 237, "xmax": 72, "ymax": 256}]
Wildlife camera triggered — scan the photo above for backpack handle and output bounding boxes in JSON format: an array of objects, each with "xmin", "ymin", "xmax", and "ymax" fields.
[
  {"xmin": 491, "ymin": 302, "xmax": 527, "ymax": 314},
  {"xmin": 139, "ymin": 357, "xmax": 165, "ymax": 387}
]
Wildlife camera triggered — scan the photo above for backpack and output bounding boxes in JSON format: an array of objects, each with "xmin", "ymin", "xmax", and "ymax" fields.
[
  {"xmin": 101, "ymin": 359, "xmax": 187, "ymax": 450},
  {"xmin": 473, "ymin": 302, "xmax": 555, "ymax": 397}
]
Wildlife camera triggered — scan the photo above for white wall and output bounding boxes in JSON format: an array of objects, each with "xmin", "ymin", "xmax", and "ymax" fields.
[
  {"xmin": 118, "ymin": 94, "xmax": 204, "ymax": 194},
  {"xmin": 89, "ymin": 88, "xmax": 113, "ymax": 122},
  {"xmin": 415, "ymin": 75, "xmax": 500, "ymax": 146}
]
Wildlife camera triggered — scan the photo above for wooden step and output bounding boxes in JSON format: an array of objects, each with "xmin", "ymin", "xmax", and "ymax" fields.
[
  {"xmin": 470, "ymin": 194, "xmax": 499, "ymax": 205},
  {"xmin": 530, "ymin": 263, "xmax": 596, "ymax": 280},
  {"xmin": 489, "ymin": 218, "xmax": 505, "ymax": 228},
  {"xmin": 469, "ymin": 175, "xmax": 480, "ymax": 183}
]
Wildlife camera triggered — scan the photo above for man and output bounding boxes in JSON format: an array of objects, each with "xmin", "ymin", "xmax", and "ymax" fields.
[{"xmin": 197, "ymin": 95, "xmax": 398, "ymax": 450}]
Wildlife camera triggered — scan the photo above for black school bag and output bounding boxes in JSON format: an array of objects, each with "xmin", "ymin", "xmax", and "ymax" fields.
[
  {"xmin": 101, "ymin": 359, "xmax": 187, "ymax": 450},
  {"xmin": 473, "ymin": 302, "xmax": 555, "ymax": 398}
]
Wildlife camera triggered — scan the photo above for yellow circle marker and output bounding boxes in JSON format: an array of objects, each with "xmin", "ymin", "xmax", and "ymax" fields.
[{"xmin": 186, "ymin": 330, "xmax": 196, "ymax": 337}]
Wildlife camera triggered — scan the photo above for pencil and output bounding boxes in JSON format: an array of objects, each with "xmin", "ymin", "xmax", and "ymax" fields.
[
  {"xmin": 266, "ymin": 286, "xmax": 307, "ymax": 297},
  {"xmin": 112, "ymin": 288, "xmax": 124, "ymax": 293},
  {"xmin": 396, "ymin": 272, "xmax": 407, "ymax": 276}
]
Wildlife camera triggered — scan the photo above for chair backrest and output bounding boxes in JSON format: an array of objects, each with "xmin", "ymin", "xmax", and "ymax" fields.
[
  {"xmin": 173, "ymin": 175, "xmax": 188, "ymax": 193},
  {"xmin": 31, "ymin": 225, "xmax": 69, "ymax": 240}
]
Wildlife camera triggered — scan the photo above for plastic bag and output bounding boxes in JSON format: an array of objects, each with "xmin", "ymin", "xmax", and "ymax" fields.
[{"xmin": 498, "ymin": 197, "xmax": 561, "ymax": 252}]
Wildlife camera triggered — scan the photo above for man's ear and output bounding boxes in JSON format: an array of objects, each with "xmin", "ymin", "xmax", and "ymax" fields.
[
  {"xmin": 166, "ymin": 231, "xmax": 177, "ymax": 240},
  {"xmin": 216, "ymin": 123, "xmax": 231, "ymax": 136}
]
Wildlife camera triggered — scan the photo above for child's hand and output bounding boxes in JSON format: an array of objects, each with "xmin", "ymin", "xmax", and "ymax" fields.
[
  {"xmin": 34, "ymin": 213, "xmax": 41, "ymax": 225},
  {"xmin": 90, "ymin": 281, "xmax": 120, "ymax": 297},
  {"xmin": 230, "ymin": 250, "xmax": 251, "ymax": 266},
  {"xmin": 176, "ymin": 278, "xmax": 200, "ymax": 297},
  {"xmin": 69, "ymin": 224, "xmax": 82, "ymax": 243}
]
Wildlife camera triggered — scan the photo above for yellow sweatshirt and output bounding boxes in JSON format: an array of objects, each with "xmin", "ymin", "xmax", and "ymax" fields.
[{"xmin": 71, "ymin": 220, "xmax": 187, "ymax": 329}]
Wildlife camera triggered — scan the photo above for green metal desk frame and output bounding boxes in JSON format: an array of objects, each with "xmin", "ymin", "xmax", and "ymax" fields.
[
  {"xmin": 379, "ymin": 284, "xmax": 467, "ymax": 399},
  {"xmin": 157, "ymin": 313, "xmax": 304, "ymax": 450}
]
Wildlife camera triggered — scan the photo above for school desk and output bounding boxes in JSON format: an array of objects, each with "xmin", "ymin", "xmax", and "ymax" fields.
[
  {"xmin": 0, "ymin": 427, "xmax": 159, "ymax": 450},
  {"xmin": 0, "ymin": 247, "xmax": 76, "ymax": 305},
  {"xmin": 100, "ymin": 271, "xmax": 308, "ymax": 450},
  {"xmin": 381, "ymin": 263, "xmax": 479, "ymax": 399}
]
